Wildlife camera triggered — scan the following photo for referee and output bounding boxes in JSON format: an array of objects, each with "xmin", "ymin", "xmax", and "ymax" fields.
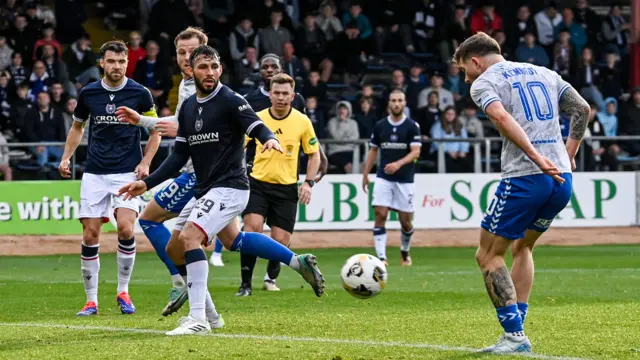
[{"xmin": 237, "ymin": 73, "xmax": 321, "ymax": 296}]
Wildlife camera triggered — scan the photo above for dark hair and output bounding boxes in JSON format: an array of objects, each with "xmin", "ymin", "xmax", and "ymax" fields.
[
  {"xmin": 270, "ymin": 73, "xmax": 295, "ymax": 89},
  {"xmin": 100, "ymin": 40, "xmax": 128, "ymax": 57},
  {"xmin": 189, "ymin": 45, "xmax": 220, "ymax": 68},
  {"xmin": 260, "ymin": 53, "xmax": 281, "ymax": 66},
  {"xmin": 442, "ymin": 106, "xmax": 462, "ymax": 136},
  {"xmin": 452, "ymin": 32, "xmax": 501, "ymax": 65},
  {"xmin": 174, "ymin": 26, "xmax": 208, "ymax": 47}
]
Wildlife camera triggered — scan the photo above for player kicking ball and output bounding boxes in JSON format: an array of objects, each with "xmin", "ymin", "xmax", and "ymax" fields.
[
  {"xmin": 58, "ymin": 40, "xmax": 162, "ymax": 316},
  {"xmin": 119, "ymin": 45, "xmax": 325, "ymax": 335},
  {"xmin": 115, "ymin": 27, "xmax": 224, "ymax": 320},
  {"xmin": 454, "ymin": 32, "xmax": 589, "ymax": 353},
  {"xmin": 361, "ymin": 89, "xmax": 421, "ymax": 266}
]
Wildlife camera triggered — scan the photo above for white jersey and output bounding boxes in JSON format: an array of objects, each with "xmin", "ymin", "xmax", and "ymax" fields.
[
  {"xmin": 470, "ymin": 61, "xmax": 572, "ymax": 178},
  {"xmin": 176, "ymin": 78, "xmax": 195, "ymax": 173}
]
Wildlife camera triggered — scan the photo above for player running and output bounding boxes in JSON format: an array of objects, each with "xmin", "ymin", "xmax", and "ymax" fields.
[
  {"xmin": 361, "ymin": 89, "xmax": 421, "ymax": 266},
  {"xmin": 58, "ymin": 40, "xmax": 162, "ymax": 316},
  {"xmin": 115, "ymin": 27, "xmax": 223, "ymax": 318},
  {"xmin": 239, "ymin": 73, "xmax": 321, "ymax": 295},
  {"xmin": 453, "ymin": 32, "xmax": 589, "ymax": 353},
  {"xmin": 119, "ymin": 45, "xmax": 325, "ymax": 335},
  {"xmin": 237, "ymin": 53, "xmax": 328, "ymax": 296}
]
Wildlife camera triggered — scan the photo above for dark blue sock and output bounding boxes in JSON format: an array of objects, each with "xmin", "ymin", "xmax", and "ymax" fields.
[
  {"xmin": 139, "ymin": 219, "xmax": 178, "ymax": 275},
  {"xmin": 517, "ymin": 302, "xmax": 529, "ymax": 324},
  {"xmin": 496, "ymin": 304, "xmax": 524, "ymax": 333},
  {"xmin": 213, "ymin": 238, "xmax": 224, "ymax": 253},
  {"xmin": 230, "ymin": 232, "xmax": 294, "ymax": 265},
  {"xmin": 176, "ymin": 264, "xmax": 187, "ymax": 277}
]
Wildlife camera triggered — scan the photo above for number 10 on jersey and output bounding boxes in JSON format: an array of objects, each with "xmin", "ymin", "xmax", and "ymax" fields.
[{"xmin": 512, "ymin": 81, "xmax": 554, "ymax": 122}]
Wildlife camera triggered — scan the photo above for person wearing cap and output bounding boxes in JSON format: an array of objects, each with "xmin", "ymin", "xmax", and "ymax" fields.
[{"xmin": 417, "ymin": 70, "xmax": 454, "ymax": 111}]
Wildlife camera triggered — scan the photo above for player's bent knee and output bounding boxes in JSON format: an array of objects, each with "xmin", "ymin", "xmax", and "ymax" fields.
[
  {"xmin": 117, "ymin": 222, "xmax": 135, "ymax": 240},
  {"xmin": 179, "ymin": 223, "xmax": 207, "ymax": 248},
  {"xmin": 140, "ymin": 199, "xmax": 174, "ymax": 223}
]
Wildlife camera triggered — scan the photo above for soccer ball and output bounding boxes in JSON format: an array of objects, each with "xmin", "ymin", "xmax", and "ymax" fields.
[{"xmin": 340, "ymin": 254, "xmax": 388, "ymax": 299}]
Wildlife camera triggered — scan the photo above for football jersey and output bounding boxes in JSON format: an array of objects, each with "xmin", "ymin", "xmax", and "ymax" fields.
[
  {"xmin": 175, "ymin": 78, "xmax": 195, "ymax": 174},
  {"xmin": 244, "ymin": 86, "xmax": 306, "ymax": 166},
  {"xmin": 73, "ymin": 77, "xmax": 157, "ymax": 174},
  {"xmin": 470, "ymin": 61, "xmax": 572, "ymax": 178},
  {"xmin": 176, "ymin": 82, "xmax": 264, "ymax": 198},
  {"xmin": 247, "ymin": 108, "xmax": 319, "ymax": 185},
  {"xmin": 369, "ymin": 115, "xmax": 421, "ymax": 183}
]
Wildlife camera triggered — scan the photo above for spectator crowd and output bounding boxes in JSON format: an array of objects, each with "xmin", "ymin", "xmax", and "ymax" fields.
[{"xmin": 0, "ymin": 0, "xmax": 639, "ymax": 181}]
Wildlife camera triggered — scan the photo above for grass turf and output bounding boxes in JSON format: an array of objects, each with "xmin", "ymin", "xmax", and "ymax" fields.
[{"xmin": 0, "ymin": 245, "xmax": 639, "ymax": 359}]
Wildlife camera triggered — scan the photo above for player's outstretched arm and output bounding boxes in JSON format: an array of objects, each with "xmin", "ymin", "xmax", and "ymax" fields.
[
  {"xmin": 484, "ymin": 101, "xmax": 564, "ymax": 183},
  {"xmin": 116, "ymin": 106, "xmax": 179, "ymax": 137},
  {"xmin": 58, "ymin": 121, "xmax": 84, "ymax": 178},
  {"xmin": 559, "ymin": 86, "xmax": 590, "ymax": 170},
  {"xmin": 361, "ymin": 147, "xmax": 378, "ymax": 193}
]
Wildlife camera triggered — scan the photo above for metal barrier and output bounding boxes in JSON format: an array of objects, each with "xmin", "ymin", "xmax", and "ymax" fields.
[{"xmin": 3, "ymin": 136, "xmax": 640, "ymax": 178}]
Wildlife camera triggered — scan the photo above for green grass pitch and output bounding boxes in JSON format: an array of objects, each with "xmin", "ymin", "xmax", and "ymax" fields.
[{"xmin": 0, "ymin": 245, "xmax": 639, "ymax": 359}]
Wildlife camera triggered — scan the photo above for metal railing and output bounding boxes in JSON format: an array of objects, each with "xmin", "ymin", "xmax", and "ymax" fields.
[{"xmin": 3, "ymin": 136, "xmax": 640, "ymax": 178}]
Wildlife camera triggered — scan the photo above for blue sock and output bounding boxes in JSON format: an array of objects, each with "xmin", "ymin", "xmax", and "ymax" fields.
[
  {"xmin": 230, "ymin": 231, "xmax": 295, "ymax": 266},
  {"xmin": 139, "ymin": 219, "xmax": 178, "ymax": 275},
  {"xmin": 517, "ymin": 302, "xmax": 529, "ymax": 324},
  {"xmin": 496, "ymin": 304, "xmax": 524, "ymax": 333},
  {"xmin": 213, "ymin": 238, "xmax": 224, "ymax": 254}
]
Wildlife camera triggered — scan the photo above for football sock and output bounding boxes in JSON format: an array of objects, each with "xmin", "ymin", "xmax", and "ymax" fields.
[
  {"xmin": 517, "ymin": 302, "xmax": 529, "ymax": 325},
  {"xmin": 231, "ymin": 232, "xmax": 296, "ymax": 269},
  {"xmin": 266, "ymin": 260, "xmax": 281, "ymax": 280},
  {"xmin": 496, "ymin": 304, "xmax": 524, "ymax": 336},
  {"xmin": 139, "ymin": 219, "xmax": 178, "ymax": 276},
  {"xmin": 205, "ymin": 290, "xmax": 219, "ymax": 319},
  {"xmin": 240, "ymin": 253, "xmax": 258, "ymax": 286},
  {"xmin": 116, "ymin": 238, "xmax": 136, "ymax": 294},
  {"xmin": 213, "ymin": 238, "xmax": 224, "ymax": 254},
  {"xmin": 400, "ymin": 227, "xmax": 414, "ymax": 261},
  {"xmin": 171, "ymin": 274, "xmax": 186, "ymax": 288},
  {"xmin": 373, "ymin": 227, "xmax": 387, "ymax": 260},
  {"xmin": 80, "ymin": 242, "xmax": 100, "ymax": 305},
  {"xmin": 185, "ymin": 249, "xmax": 208, "ymax": 323}
]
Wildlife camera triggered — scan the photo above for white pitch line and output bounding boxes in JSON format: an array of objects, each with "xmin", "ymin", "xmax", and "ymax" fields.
[{"xmin": 0, "ymin": 322, "xmax": 590, "ymax": 360}]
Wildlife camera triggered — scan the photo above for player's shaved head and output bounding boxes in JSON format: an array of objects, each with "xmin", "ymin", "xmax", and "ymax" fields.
[
  {"xmin": 453, "ymin": 32, "xmax": 501, "ymax": 65},
  {"xmin": 175, "ymin": 27, "xmax": 208, "ymax": 47},
  {"xmin": 388, "ymin": 89, "xmax": 406, "ymax": 118}
]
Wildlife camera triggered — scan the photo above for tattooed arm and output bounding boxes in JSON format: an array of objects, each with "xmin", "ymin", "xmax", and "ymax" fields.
[{"xmin": 559, "ymin": 87, "xmax": 590, "ymax": 170}]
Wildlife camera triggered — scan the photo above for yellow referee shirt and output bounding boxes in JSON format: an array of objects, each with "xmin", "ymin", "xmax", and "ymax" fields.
[{"xmin": 246, "ymin": 108, "xmax": 319, "ymax": 185}]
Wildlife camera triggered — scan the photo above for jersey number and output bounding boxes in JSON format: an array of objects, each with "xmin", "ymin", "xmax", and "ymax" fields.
[
  {"xmin": 157, "ymin": 183, "xmax": 179, "ymax": 200},
  {"xmin": 512, "ymin": 81, "xmax": 554, "ymax": 122}
]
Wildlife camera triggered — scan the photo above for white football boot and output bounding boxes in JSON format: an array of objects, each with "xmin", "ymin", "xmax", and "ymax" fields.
[
  {"xmin": 479, "ymin": 333, "xmax": 532, "ymax": 353},
  {"xmin": 166, "ymin": 316, "xmax": 211, "ymax": 336}
]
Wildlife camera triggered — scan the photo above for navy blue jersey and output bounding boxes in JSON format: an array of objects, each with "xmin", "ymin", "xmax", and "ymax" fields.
[
  {"xmin": 243, "ymin": 86, "xmax": 306, "ymax": 167},
  {"xmin": 73, "ymin": 78, "xmax": 157, "ymax": 174},
  {"xmin": 369, "ymin": 116, "xmax": 421, "ymax": 183},
  {"xmin": 177, "ymin": 83, "xmax": 264, "ymax": 198}
]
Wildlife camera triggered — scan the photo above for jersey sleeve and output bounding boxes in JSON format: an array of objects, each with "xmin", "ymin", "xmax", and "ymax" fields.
[
  {"xmin": 555, "ymin": 72, "xmax": 572, "ymax": 102},
  {"xmin": 139, "ymin": 87, "xmax": 158, "ymax": 118},
  {"xmin": 470, "ymin": 77, "xmax": 502, "ymax": 113},
  {"xmin": 72, "ymin": 88, "xmax": 90, "ymax": 123},
  {"xmin": 300, "ymin": 116, "xmax": 319, "ymax": 154},
  {"xmin": 409, "ymin": 121, "xmax": 422, "ymax": 147},
  {"xmin": 369, "ymin": 123, "xmax": 380, "ymax": 148},
  {"xmin": 175, "ymin": 104, "xmax": 187, "ymax": 145},
  {"xmin": 230, "ymin": 91, "xmax": 263, "ymax": 135}
]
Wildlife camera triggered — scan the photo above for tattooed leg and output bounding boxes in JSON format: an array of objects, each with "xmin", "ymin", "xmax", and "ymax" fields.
[{"xmin": 482, "ymin": 265, "xmax": 517, "ymax": 308}]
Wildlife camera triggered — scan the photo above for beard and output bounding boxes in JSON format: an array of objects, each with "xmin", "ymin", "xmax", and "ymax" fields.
[
  {"xmin": 390, "ymin": 108, "xmax": 404, "ymax": 117},
  {"xmin": 195, "ymin": 76, "xmax": 217, "ymax": 95},
  {"xmin": 105, "ymin": 70, "xmax": 123, "ymax": 83}
]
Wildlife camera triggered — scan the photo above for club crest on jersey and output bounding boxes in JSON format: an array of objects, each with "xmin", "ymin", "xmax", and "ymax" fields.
[
  {"xmin": 105, "ymin": 103, "xmax": 116, "ymax": 114},
  {"xmin": 195, "ymin": 118, "xmax": 203, "ymax": 132},
  {"xmin": 286, "ymin": 144, "xmax": 294, "ymax": 156},
  {"xmin": 390, "ymin": 134, "xmax": 398, "ymax": 142}
]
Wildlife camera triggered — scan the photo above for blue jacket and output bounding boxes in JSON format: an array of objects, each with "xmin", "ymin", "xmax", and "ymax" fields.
[
  {"xmin": 597, "ymin": 97, "xmax": 618, "ymax": 136},
  {"xmin": 342, "ymin": 13, "xmax": 373, "ymax": 39},
  {"xmin": 429, "ymin": 121, "xmax": 470, "ymax": 154},
  {"xmin": 515, "ymin": 44, "xmax": 550, "ymax": 67},
  {"xmin": 555, "ymin": 22, "xmax": 588, "ymax": 55}
]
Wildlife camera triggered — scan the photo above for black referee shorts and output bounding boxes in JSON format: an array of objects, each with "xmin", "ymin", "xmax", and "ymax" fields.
[{"xmin": 242, "ymin": 177, "xmax": 298, "ymax": 233}]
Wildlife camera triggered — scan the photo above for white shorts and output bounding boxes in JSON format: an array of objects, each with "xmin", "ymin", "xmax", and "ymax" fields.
[
  {"xmin": 186, "ymin": 187, "xmax": 250, "ymax": 243},
  {"xmin": 173, "ymin": 197, "xmax": 196, "ymax": 232},
  {"xmin": 371, "ymin": 177, "xmax": 415, "ymax": 213},
  {"xmin": 79, "ymin": 172, "xmax": 139, "ymax": 221}
]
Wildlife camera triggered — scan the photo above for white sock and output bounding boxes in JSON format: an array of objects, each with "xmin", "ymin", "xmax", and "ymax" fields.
[
  {"xmin": 186, "ymin": 257, "xmax": 208, "ymax": 323},
  {"xmin": 81, "ymin": 242, "xmax": 100, "ymax": 305},
  {"xmin": 116, "ymin": 238, "xmax": 136, "ymax": 294},
  {"xmin": 507, "ymin": 331, "xmax": 526, "ymax": 340},
  {"xmin": 171, "ymin": 274, "xmax": 186, "ymax": 288},
  {"xmin": 205, "ymin": 290, "xmax": 219, "ymax": 320},
  {"xmin": 264, "ymin": 273, "xmax": 273, "ymax": 281},
  {"xmin": 373, "ymin": 227, "xmax": 387, "ymax": 260},
  {"xmin": 288, "ymin": 255, "xmax": 300, "ymax": 271},
  {"xmin": 401, "ymin": 227, "xmax": 414, "ymax": 252}
]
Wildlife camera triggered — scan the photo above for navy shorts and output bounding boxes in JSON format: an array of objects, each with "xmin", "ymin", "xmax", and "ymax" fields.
[
  {"xmin": 153, "ymin": 172, "xmax": 197, "ymax": 214},
  {"xmin": 481, "ymin": 173, "xmax": 573, "ymax": 240}
]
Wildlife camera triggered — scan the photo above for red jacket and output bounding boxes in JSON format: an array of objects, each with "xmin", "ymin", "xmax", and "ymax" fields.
[
  {"xmin": 33, "ymin": 39, "xmax": 63, "ymax": 60},
  {"xmin": 126, "ymin": 46, "xmax": 147, "ymax": 79},
  {"xmin": 470, "ymin": 9, "xmax": 503, "ymax": 36}
]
